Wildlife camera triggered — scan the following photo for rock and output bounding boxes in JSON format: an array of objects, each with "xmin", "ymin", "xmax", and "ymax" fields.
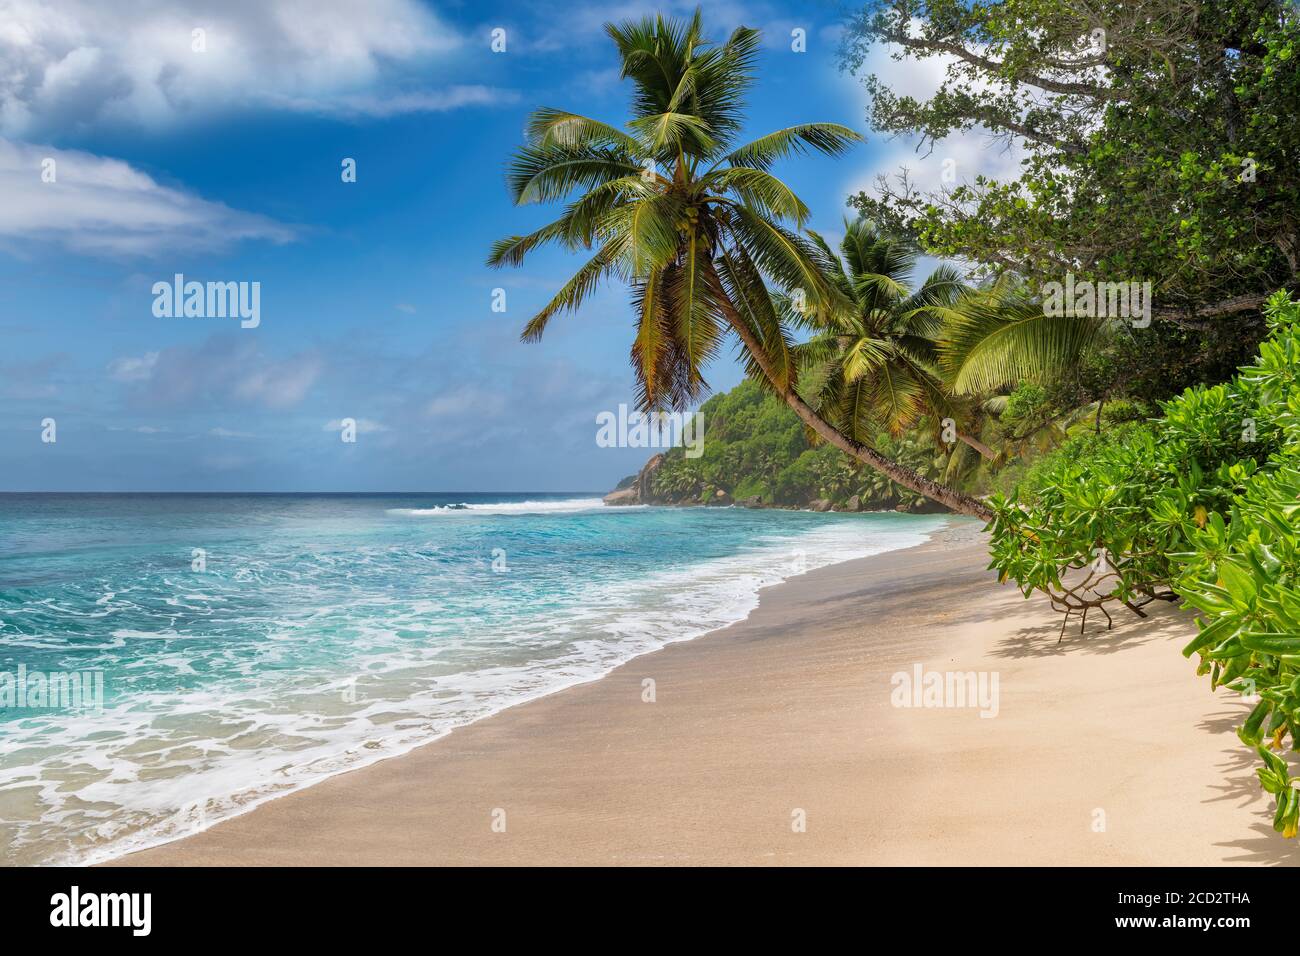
[
  {"xmin": 602, "ymin": 452, "xmax": 666, "ymax": 505},
  {"xmin": 810, "ymin": 498, "xmax": 832, "ymax": 512},
  {"xmin": 710, "ymin": 489, "xmax": 732, "ymax": 505},
  {"xmin": 602, "ymin": 486, "xmax": 640, "ymax": 506},
  {"xmin": 845, "ymin": 495, "xmax": 861, "ymax": 512},
  {"xmin": 737, "ymin": 495, "xmax": 764, "ymax": 509},
  {"xmin": 637, "ymin": 453, "xmax": 665, "ymax": 499}
]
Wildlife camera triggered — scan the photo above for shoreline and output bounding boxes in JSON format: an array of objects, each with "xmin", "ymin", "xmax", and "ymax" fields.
[
  {"xmin": 74, "ymin": 510, "xmax": 943, "ymax": 866},
  {"xmin": 109, "ymin": 519, "xmax": 1297, "ymax": 866}
]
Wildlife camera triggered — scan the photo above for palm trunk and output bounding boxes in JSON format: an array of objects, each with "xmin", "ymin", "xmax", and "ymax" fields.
[
  {"xmin": 958, "ymin": 431, "xmax": 995, "ymax": 460},
  {"xmin": 715, "ymin": 294, "xmax": 993, "ymax": 521}
]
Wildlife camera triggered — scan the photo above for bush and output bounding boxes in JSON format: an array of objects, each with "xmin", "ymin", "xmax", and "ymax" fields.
[
  {"xmin": 1099, "ymin": 397, "xmax": 1153, "ymax": 426},
  {"xmin": 1006, "ymin": 420, "xmax": 1155, "ymax": 504},
  {"xmin": 987, "ymin": 291, "xmax": 1300, "ymax": 838}
]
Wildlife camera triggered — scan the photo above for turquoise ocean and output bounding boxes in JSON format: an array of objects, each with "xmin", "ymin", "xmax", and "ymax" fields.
[{"xmin": 0, "ymin": 493, "xmax": 945, "ymax": 864}]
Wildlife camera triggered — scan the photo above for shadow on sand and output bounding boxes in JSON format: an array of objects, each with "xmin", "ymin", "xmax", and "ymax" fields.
[{"xmin": 988, "ymin": 591, "xmax": 1300, "ymax": 865}]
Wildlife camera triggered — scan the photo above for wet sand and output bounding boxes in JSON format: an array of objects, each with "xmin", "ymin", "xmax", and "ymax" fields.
[{"xmin": 111, "ymin": 520, "xmax": 1297, "ymax": 866}]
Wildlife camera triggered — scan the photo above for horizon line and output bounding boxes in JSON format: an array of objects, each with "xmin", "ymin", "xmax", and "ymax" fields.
[{"xmin": 0, "ymin": 490, "xmax": 608, "ymax": 496}]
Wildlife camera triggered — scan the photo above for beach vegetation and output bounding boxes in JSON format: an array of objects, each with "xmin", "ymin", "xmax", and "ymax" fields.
[
  {"xmin": 636, "ymin": 379, "xmax": 955, "ymax": 511},
  {"xmin": 841, "ymin": 0, "xmax": 1300, "ymax": 335},
  {"xmin": 489, "ymin": 9, "xmax": 992, "ymax": 518},
  {"xmin": 988, "ymin": 291, "xmax": 1300, "ymax": 836},
  {"xmin": 793, "ymin": 217, "xmax": 996, "ymax": 461}
]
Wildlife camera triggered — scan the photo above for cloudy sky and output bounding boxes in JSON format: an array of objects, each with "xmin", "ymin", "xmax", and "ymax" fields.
[{"xmin": 0, "ymin": 0, "xmax": 1011, "ymax": 492}]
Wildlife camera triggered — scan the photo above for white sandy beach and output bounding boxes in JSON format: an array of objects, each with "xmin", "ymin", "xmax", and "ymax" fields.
[{"xmin": 111, "ymin": 520, "xmax": 1298, "ymax": 866}]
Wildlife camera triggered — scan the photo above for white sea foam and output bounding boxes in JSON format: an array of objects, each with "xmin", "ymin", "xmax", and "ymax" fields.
[
  {"xmin": 387, "ymin": 498, "xmax": 619, "ymax": 516},
  {"xmin": 4, "ymin": 513, "xmax": 945, "ymax": 866}
]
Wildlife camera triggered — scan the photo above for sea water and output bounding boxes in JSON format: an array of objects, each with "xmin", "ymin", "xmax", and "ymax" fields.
[{"xmin": 0, "ymin": 493, "xmax": 945, "ymax": 864}]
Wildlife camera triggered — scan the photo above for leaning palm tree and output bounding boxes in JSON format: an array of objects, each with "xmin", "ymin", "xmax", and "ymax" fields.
[
  {"xmin": 487, "ymin": 10, "xmax": 991, "ymax": 519},
  {"xmin": 793, "ymin": 217, "xmax": 996, "ymax": 460}
]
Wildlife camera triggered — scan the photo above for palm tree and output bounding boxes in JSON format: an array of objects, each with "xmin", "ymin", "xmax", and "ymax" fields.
[
  {"xmin": 487, "ymin": 9, "xmax": 991, "ymax": 519},
  {"xmin": 793, "ymin": 217, "xmax": 996, "ymax": 460},
  {"xmin": 937, "ymin": 273, "xmax": 1105, "ymax": 399}
]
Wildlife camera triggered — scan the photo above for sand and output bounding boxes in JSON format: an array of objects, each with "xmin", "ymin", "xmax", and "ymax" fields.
[{"xmin": 110, "ymin": 519, "xmax": 1298, "ymax": 866}]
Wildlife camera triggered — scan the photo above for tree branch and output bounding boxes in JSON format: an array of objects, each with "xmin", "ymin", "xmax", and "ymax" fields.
[{"xmin": 880, "ymin": 30, "xmax": 1116, "ymax": 101}]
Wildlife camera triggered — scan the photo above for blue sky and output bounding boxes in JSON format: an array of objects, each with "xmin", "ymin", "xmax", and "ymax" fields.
[{"xmin": 0, "ymin": 0, "xmax": 1006, "ymax": 492}]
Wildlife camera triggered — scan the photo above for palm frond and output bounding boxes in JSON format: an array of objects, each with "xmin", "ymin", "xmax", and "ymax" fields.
[
  {"xmin": 487, "ymin": 218, "xmax": 569, "ymax": 268},
  {"xmin": 526, "ymin": 108, "xmax": 641, "ymax": 152},
  {"xmin": 601, "ymin": 191, "xmax": 684, "ymax": 276},
  {"xmin": 704, "ymin": 166, "xmax": 809, "ymax": 225},
  {"xmin": 629, "ymin": 268, "xmax": 674, "ymax": 408},
  {"xmin": 507, "ymin": 144, "xmax": 639, "ymax": 205},
  {"xmin": 722, "ymin": 123, "xmax": 863, "ymax": 172},
  {"xmin": 666, "ymin": 229, "xmax": 725, "ymax": 396},
  {"xmin": 719, "ymin": 202, "xmax": 842, "ymax": 315},
  {"xmin": 520, "ymin": 238, "xmax": 626, "ymax": 341},
  {"xmin": 938, "ymin": 289, "xmax": 1104, "ymax": 394},
  {"xmin": 716, "ymin": 249, "xmax": 795, "ymax": 392},
  {"xmin": 629, "ymin": 111, "xmax": 716, "ymax": 155}
]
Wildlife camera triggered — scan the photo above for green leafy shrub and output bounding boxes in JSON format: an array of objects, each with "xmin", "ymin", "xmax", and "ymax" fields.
[
  {"xmin": 988, "ymin": 291, "xmax": 1300, "ymax": 838},
  {"xmin": 1000, "ymin": 382, "xmax": 1051, "ymax": 436},
  {"xmin": 1006, "ymin": 420, "xmax": 1154, "ymax": 505},
  {"xmin": 1099, "ymin": 397, "xmax": 1154, "ymax": 426}
]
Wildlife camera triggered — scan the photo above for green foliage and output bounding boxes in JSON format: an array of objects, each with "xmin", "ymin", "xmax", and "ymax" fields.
[
  {"xmin": 1173, "ymin": 458, "xmax": 1300, "ymax": 839},
  {"xmin": 842, "ymin": 1, "xmax": 1300, "ymax": 326},
  {"xmin": 1099, "ymin": 398, "xmax": 1153, "ymax": 427},
  {"xmin": 646, "ymin": 379, "xmax": 951, "ymax": 508},
  {"xmin": 988, "ymin": 291, "xmax": 1300, "ymax": 837},
  {"xmin": 1004, "ymin": 420, "xmax": 1154, "ymax": 505},
  {"xmin": 490, "ymin": 8, "xmax": 862, "ymax": 411},
  {"xmin": 650, "ymin": 380, "xmax": 808, "ymax": 503},
  {"xmin": 793, "ymin": 217, "xmax": 975, "ymax": 441},
  {"xmin": 999, "ymin": 383, "xmax": 1050, "ymax": 436}
]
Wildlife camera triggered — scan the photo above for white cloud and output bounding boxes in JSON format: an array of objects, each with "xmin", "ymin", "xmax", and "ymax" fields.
[
  {"xmin": 106, "ymin": 423, "xmax": 170, "ymax": 433},
  {"xmin": 209, "ymin": 426, "xmax": 256, "ymax": 439},
  {"xmin": 1, "ymin": 139, "xmax": 293, "ymax": 255},
  {"xmin": 107, "ymin": 350, "xmax": 160, "ymax": 382},
  {"xmin": 232, "ymin": 354, "xmax": 323, "ymax": 409},
  {"xmin": 845, "ymin": 39, "xmax": 1030, "ymax": 199},
  {"xmin": 425, "ymin": 387, "xmax": 507, "ymax": 420},
  {"xmin": 850, "ymin": 133, "xmax": 1028, "ymax": 199},
  {"xmin": 112, "ymin": 335, "xmax": 323, "ymax": 410},
  {"xmin": 0, "ymin": 0, "xmax": 467, "ymax": 134},
  {"xmin": 270, "ymin": 86, "xmax": 518, "ymax": 119}
]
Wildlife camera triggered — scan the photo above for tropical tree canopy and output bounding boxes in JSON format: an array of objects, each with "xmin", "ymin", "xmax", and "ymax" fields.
[
  {"xmin": 841, "ymin": 0, "xmax": 1300, "ymax": 329},
  {"xmin": 488, "ymin": 9, "xmax": 861, "ymax": 411},
  {"xmin": 489, "ymin": 8, "xmax": 994, "ymax": 517},
  {"xmin": 794, "ymin": 218, "xmax": 974, "ymax": 442}
]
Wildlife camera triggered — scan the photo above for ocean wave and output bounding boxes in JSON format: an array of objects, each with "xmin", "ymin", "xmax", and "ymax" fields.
[
  {"xmin": 0, "ymin": 505, "xmax": 944, "ymax": 866},
  {"xmin": 387, "ymin": 498, "xmax": 621, "ymax": 516}
]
